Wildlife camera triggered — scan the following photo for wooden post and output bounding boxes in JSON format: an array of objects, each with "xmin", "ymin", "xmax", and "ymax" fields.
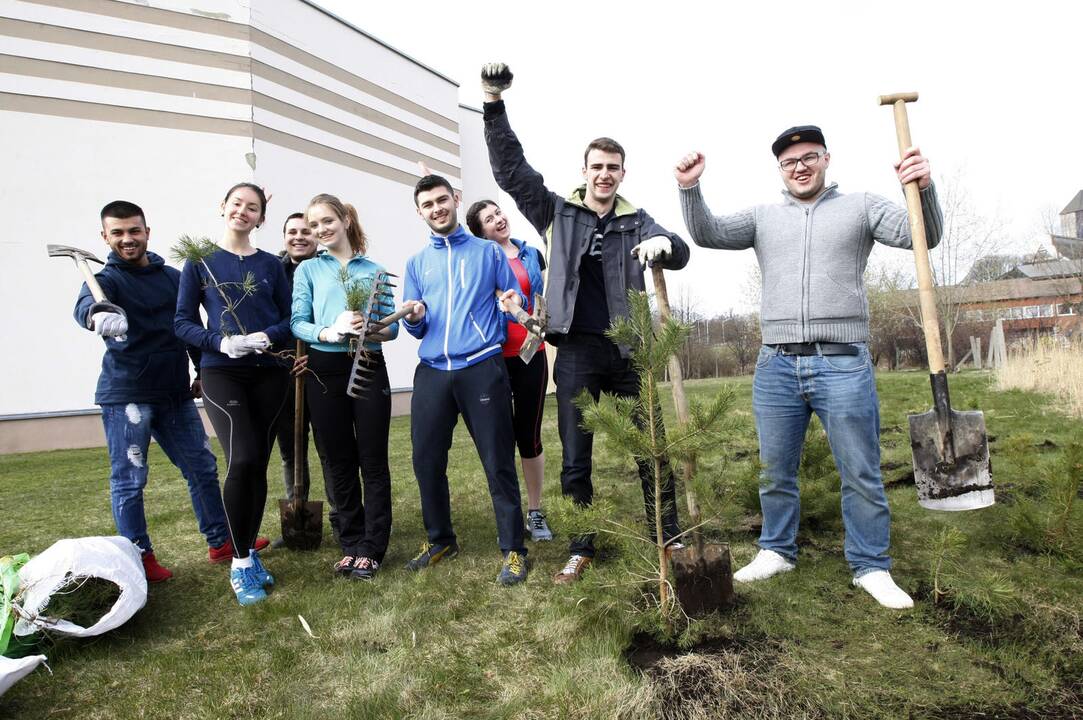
[{"xmin": 970, "ymin": 336, "xmax": 982, "ymax": 370}]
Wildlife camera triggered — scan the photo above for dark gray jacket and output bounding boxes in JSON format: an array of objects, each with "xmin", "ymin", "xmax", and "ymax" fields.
[
  {"xmin": 679, "ymin": 181, "xmax": 943, "ymax": 344},
  {"xmin": 484, "ymin": 101, "xmax": 689, "ymax": 353}
]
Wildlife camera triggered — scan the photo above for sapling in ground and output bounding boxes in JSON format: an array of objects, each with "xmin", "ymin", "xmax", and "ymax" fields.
[{"xmin": 577, "ymin": 290, "xmax": 737, "ymax": 625}]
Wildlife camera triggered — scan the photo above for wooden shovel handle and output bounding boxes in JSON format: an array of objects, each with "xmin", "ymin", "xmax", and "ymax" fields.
[
  {"xmin": 651, "ymin": 266, "xmax": 701, "ymax": 529},
  {"xmin": 884, "ymin": 95, "xmax": 945, "ymax": 374},
  {"xmin": 292, "ymin": 339, "xmax": 306, "ymax": 506}
]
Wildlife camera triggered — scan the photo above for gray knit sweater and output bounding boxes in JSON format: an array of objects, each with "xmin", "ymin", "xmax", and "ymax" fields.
[{"xmin": 679, "ymin": 182, "xmax": 943, "ymax": 344}]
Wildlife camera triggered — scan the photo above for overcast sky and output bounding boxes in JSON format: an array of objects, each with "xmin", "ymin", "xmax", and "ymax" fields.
[{"xmin": 316, "ymin": 0, "xmax": 1082, "ymax": 315}]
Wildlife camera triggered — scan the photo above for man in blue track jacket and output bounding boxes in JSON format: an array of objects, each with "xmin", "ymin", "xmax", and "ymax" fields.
[{"xmin": 401, "ymin": 174, "xmax": 530, "ymax": 586}]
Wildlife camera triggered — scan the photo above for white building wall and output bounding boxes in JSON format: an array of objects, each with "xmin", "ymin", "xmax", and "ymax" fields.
[{"xmin": 0, "ymin": 0, "xmax": 501, "ymax": 451}]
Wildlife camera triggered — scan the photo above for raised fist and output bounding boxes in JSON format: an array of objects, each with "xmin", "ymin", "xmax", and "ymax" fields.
[
  {"xmin": 674, "ymin": 152, "xmax": 707, "ymax": 189},
  {"xmin": 481, "ymin": 63, "xmax": 514, "ymax": 96}
]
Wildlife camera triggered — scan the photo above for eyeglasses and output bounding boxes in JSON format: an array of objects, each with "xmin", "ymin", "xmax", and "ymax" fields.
[{"xmin": 778, "ymin": 151, "xmax": 826, "ymax": 172}]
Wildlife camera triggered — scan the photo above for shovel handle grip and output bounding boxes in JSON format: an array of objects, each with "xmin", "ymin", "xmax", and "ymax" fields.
[{"xmin": 883, "ymin": 94, "xmax": 945, "ymax": 374}]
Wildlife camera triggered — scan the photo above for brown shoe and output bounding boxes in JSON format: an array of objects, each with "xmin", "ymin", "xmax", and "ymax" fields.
[{"xmin": 553, "ymin": 554, "xmax": 591, "ymax": 584}]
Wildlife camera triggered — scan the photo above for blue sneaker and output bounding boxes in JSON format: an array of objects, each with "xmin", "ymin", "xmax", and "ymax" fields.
[
  {"xmin": 249, "ymin": 550, "xmax": 274, "ymax": 588},
  {"xmin": 230, "ymin": 566, "xmax": 267, "ymax": 606},
  {"xmin": 497, "ymin": 551, "xmax": 528, "ymax": 586}
]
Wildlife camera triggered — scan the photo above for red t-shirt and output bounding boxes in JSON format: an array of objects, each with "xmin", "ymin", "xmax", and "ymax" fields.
[{"xmin": 503, "ymin": 257, "xmax": 545, "ymax": 357}]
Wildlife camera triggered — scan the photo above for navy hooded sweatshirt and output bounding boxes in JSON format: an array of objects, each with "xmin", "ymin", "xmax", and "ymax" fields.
[{"xmin": 73, "ymin": 251, "xmax": 199, "ymax": 405}]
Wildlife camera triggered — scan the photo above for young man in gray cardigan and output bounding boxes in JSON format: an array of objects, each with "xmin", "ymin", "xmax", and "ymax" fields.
[{"xmin": 674, "ymin": 126, "xmax": 942, "ymax": 609}]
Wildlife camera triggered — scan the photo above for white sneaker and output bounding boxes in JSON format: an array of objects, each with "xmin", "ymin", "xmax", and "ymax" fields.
[
  {"xmin": 733, "ymin": 549, "xmax": 795, "ymax": 583},
  {"xmin": 853, "ymin": 570, "xmax": 914, "ymax": 609}
]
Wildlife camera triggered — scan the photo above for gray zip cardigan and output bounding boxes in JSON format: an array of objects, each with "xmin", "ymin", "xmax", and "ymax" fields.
[{"xmin": 679, "ymin": 182, "xmax": 943, "ymax": 344}]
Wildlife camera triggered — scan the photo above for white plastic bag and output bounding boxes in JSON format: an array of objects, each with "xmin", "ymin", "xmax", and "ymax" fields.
[
  {"xmin": 0, "ymin": 654, "xmax": 48, "ymax": 697},
  {"xmin": 13, "ymin": 536, "xmax": 147, "ymax": 638}
]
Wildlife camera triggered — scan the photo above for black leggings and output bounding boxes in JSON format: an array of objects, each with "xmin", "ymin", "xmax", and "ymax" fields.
[
  {"xmin": 504, "ymin": 351, "xmax": 547, "ymax": 459},
  {"xmin": 201, "ymin": 365, "xmax": 289, "ymax": 559},
  {"xmin": 304, "ymin": 349, "xmax": 392, "ymax": 562}
]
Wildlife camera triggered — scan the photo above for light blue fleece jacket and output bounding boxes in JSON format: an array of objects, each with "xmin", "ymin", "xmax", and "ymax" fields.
[
  {"xmin": 290, "ymin": 253, "xmax": 399, "ymax": 353},
  {"xmin": 402, "ymin": 225, "xmax": 525, "ymax": 370}
]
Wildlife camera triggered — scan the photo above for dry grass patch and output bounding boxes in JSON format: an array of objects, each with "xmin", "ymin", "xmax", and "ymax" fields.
[{"xmin": 995, "ymin": 338, "xmax": 1083, "ymax": 417}]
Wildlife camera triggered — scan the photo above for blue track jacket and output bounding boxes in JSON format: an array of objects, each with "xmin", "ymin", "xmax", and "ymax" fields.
[
  {"xmin": 291, "ymin": 253, "xmax": 399, "ymax": 353},
  {"xmin": 403, "ymin": 225, "xmax": 525, "ymax": 371},
  {"xmin": 73, "ymin": 251, "xmax": 198, "ymax": 405}
]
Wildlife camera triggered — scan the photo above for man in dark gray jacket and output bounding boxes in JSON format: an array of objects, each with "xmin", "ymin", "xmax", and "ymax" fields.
[
  {"xmin": 674, "ymin": 126, "xmax": 942, "ymax": 609},
  {"xmin": 481, "ymin": 63, "xmax": 690, "ymax": 584}
]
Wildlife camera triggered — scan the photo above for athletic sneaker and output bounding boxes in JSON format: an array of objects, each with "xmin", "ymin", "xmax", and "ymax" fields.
[
  {"xmin": 249, "ymin": 550, "xmax": 274, "ymax": 588},
  {"xmin": 405, "ymin": 542, "xmax": 459, "ymax": 571},
  {"xmin": 230, "ymin": 566, "xmax": 267, "ymax": 606},
  {"xmin": 733, "ymin": 549, "xmax": 795, "ymax": 583},
  {"xmin": 497, "ymin": 551, "xmax": 528, "ymax": 586},
  {"xmin": 853, "ymin": 571, "xmax": 914, "ymax": 609},
  {"xmin": 351, "ymin": 557, "xmax": 380, "ymax": 581},
  {"xmin": 553, "ymin": 554, "xmax": 591, "ymax": 584},
  {"xmin": 208, "ymin": 537, "xmax": 271, "ymax": 564},
  {"xmin": 333, "ymin": 556, "xmax": 357, "ymax": 577},
  {"xmin": 527, "ymin": 510, "xmax": 554, "ymax": 542},
  {"xmin": 141, "ymin": 551, "xmax": 173, "ymax": 583}
]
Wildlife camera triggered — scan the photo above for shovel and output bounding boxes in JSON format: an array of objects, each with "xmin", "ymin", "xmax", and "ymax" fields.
[
  {"xmin": 279, "ymin": 340, "xmax": 324, "ymax": 549},
  {"xmin": 879, "ymin": 92, "xmax": 994, "ymax": 511},
  {"xmin": 652, "ymin": 265, "xmax": 735, "ymax": 615}
]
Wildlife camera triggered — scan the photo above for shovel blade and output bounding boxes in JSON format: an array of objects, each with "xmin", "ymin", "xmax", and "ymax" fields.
[
  {"xmin": 908, "ymin": 408, "xmax": 994, "ymax": 511},
  {"xmin": 669, "ymin": 543, "xmax": 735, "ymax": 617},
  {"xmin": 278, "ymin": 498, "xmax": 324, "ymax": 550}
]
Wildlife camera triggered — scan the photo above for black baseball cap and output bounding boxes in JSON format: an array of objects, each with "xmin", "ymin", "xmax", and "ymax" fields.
[{"xmin": 772, "ymin": 125, "xmax": 826, "ymax": 157}]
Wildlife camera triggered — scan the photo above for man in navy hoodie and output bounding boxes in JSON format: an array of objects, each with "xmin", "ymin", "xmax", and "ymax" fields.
[
  {"xmin": 73, "ymin": 200, "xmax": 250, "ymax": 582},
  {"xmin": 400, "ymin": 175, "xmax": 529, "ymax": 586}
]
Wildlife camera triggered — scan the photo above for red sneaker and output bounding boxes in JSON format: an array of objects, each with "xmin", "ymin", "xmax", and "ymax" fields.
[
  {"xmin": 141, "ymin": 552, "xmax": 173, "ymax": 583},
  {"xmin": 208, "ymin": 537, "xmax": 271, "ymax": 564}
]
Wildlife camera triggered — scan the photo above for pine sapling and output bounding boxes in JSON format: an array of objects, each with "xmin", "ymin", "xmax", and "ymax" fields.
[{"xmin": 577, "ymin": 290, "xmax": 737, "ymax": 625}]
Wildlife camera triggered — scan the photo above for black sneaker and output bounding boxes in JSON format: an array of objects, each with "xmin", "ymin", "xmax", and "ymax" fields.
[
  {"xmin": 333, "ymin": 555, "xmax": 356, "ymax": 577},
  {"xmin": 351, "ymin": 557, "xmax": 379, "ymax": 581},
  {"xmin": 404, "ymin": 542, "xmax": 459, "ymax": 571},
  {"xmin": 497, "ymin": 551, "xmax": 528, "ymax": 586}
]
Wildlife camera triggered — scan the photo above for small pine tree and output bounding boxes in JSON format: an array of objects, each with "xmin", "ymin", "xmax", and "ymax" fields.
[
  {"xmin": 577, "ymin": 290, "xmax": 736, "ymax": 623},
  {"xmin": 171, "ymin": 235, "xmax": 257, "ymax": 336}
]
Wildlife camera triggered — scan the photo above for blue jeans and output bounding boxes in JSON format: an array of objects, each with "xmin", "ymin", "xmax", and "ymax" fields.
[
  {"xmin": 751, "ymin": 344, "xmax": 891, "ymax": 576},
  {"xmin": 101, "ymin": 398, "xmax": 229, "ymax": 553}
]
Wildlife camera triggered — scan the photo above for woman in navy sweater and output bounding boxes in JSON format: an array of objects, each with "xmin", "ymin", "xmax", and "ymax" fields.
[
  {"xmin": 291, "ymin": 193, "xmax": 398, "ymax": 581},
  {"xmin": 175, "ymin": 182, "xmax": 292, "ymax": 606}
]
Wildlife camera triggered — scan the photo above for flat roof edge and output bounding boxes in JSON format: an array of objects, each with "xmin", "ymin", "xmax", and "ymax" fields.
[{"xmin": 300, "ymin": 1, "xmax": 459, "ymax": 87}]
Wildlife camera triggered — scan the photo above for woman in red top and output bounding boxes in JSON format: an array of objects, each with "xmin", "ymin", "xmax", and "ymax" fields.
[{"xmin": 466, "ymin": 200, "xmax": 553, "ymax": 542}]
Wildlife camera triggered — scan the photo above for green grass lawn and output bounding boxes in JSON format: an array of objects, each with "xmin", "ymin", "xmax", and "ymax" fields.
[{"xmin": 1, "ymin": 371, "xmax": 1081, "ymax": 719}]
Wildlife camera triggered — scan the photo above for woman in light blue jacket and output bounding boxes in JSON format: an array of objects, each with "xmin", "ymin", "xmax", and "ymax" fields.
[{"xmin": 291, "ymin": 193, "xmax": 398, "ymax": 581}]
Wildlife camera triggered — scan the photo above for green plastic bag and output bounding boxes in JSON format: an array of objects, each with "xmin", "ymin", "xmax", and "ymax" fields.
[{"xmin": 1, "ymin": 554, "xmax": 29, "ymax": 657}]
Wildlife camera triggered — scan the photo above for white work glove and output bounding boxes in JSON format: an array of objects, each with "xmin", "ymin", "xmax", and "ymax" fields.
[
  {"xmin": 323, "ymin": 310, "xmax": 357, "ymax": 343},
  {"xmin": 220, "ymin": 335, "xmax": 258, "ymax": 359},
  {"xmin": 91, "ymin": 312, "xmax": 128, "ymax": 338},
  {"xmin": 631, "ymin": 236, "xmax": 673, "ymax": 266},
  {"xmin": 481, "ymin": 63, "xmax": 514, "ymax": 95},
  {"xmin": 243, "ymin": 332, "xmax": 270, "ymax": 353}
]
